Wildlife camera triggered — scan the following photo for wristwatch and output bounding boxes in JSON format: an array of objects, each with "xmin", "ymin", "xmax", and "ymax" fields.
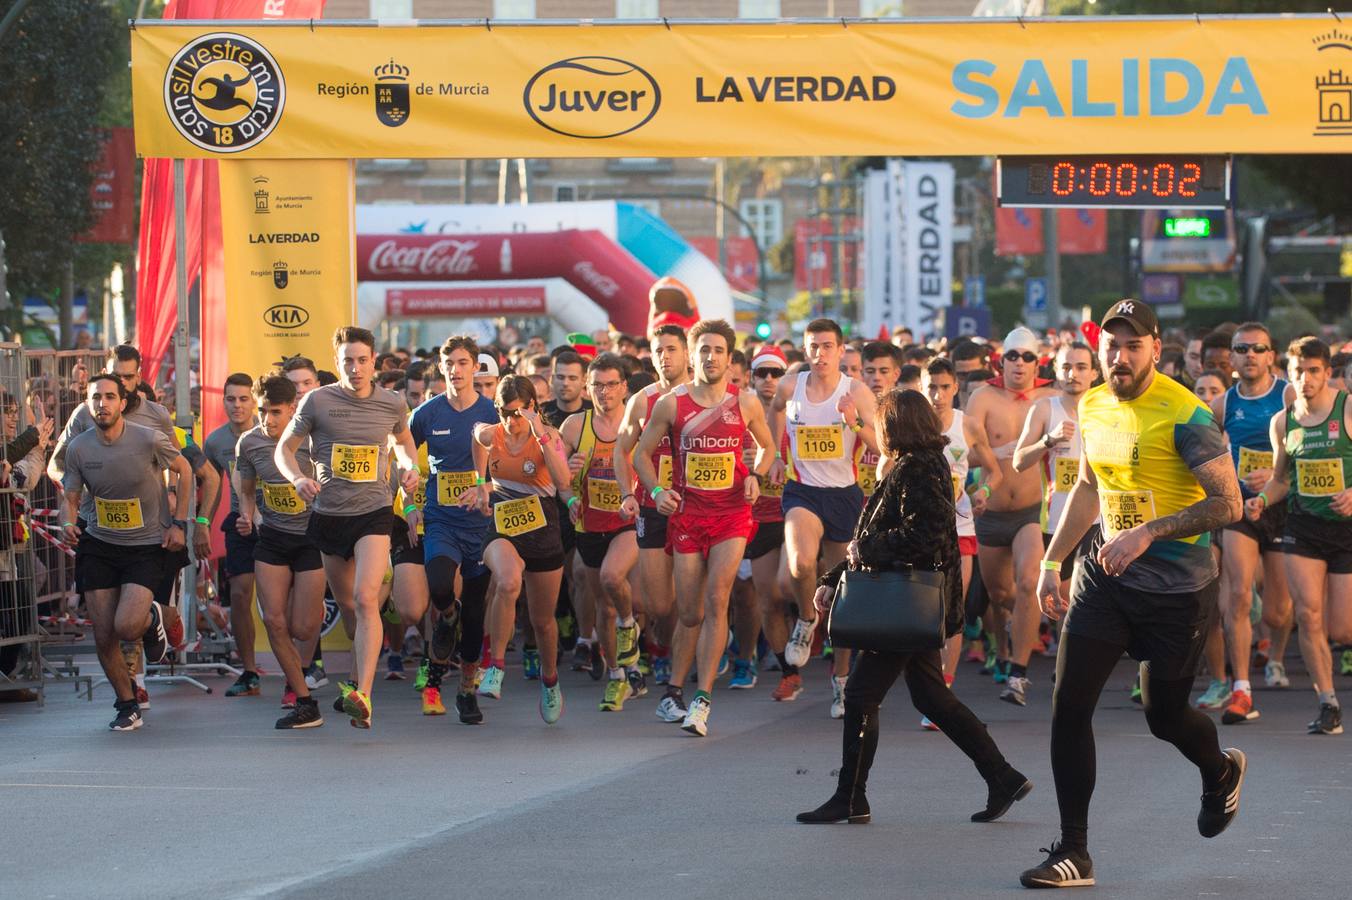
[
  {"xmin": 172, "ymin": 518, "xmax": 187, "ymax": 531},
  {"xmin": 1042, "ymin": 433, "xmax": 1054, "ymax": 448}
]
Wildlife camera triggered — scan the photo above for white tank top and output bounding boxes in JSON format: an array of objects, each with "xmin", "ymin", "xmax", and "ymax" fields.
[
  {"xmin": 1042, "ymin": 396, "xmax": 1082, "ymax": 534},
  {"xmin": 945, "ymin": 410, "xmax": 974, "ymax": 538},
  {"xmin": 785, "ymin": 372, "xmax": 859, "ymax": 488}
]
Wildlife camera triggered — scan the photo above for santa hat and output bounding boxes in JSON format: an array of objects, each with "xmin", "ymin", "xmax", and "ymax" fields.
[{"xmin": 750, "ymin": 345, "xmax": 788, "ymax": 372}]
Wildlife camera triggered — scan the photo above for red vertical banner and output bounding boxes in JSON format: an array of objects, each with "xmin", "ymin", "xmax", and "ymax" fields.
[
  {"xmin": 795, "ymin": 218, "xmax": 860, "ymax": 291},
  {"xmin": 1057, "ymin": 208, "xmax": 1108, "ymax": 255},
  {"xmin": 995, "ymin": 206, "xmax": 1043, "ymax": 256},
  {"xmin": 688, "ymin": 236, "xmax": 760, "ymax": 293},
  {"xmin": 79, "ymin": 128, "xmax": 135, "ymax": 244}
]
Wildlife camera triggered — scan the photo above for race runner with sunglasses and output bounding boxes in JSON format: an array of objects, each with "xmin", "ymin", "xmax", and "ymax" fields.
[
  {"xmin": 1211, "ymin": 323, "xmax": 1297, "ymax": 728},
  {"xmin": 965, "ymin": 327, "xmax": 1057, "ymax": 706}
]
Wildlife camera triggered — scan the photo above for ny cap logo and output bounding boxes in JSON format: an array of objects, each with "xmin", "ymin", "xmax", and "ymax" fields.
[{"xmin": 1117, "ymin": 301, "xmax": 1135, "ymax": 315}]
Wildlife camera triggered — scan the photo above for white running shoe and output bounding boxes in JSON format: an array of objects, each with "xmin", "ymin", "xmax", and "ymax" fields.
[
  {"xmin": 784, "ymin": 616, "xmax": 818, "ymax": 668},
  {"xmin": 681, "ymin": 695, "xmax": 711, "ymax": 737},
  {"xmin": 540, "ymin": 683, "xmax": 564, "ymax": 725},
  {"xmin": 830, "ymin": 676, "xmax": 846, "ymax": 719},
  {"xmin": 477, "ymin": 665, "xmax": 505, "ymax": 699},
  {"xmin": 1264, "ymin": 661, "xmax": 1289, "ymax": 689},
  {"xmin": 656, "ymin": 693, "xmax": 687, "ymax": 722}
]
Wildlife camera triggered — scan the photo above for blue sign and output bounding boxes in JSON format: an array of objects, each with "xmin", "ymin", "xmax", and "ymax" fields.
[
  {"xmin": 946, "ymin": 306, "xmax": 992, "ymax": 341},
  {"xmin": 964, "ymin": 276, "xmax": 986, "ymax": 307},
  {"xmin": 1025, "ymin": 277, "xmax": 1048, "ymax": 312}
]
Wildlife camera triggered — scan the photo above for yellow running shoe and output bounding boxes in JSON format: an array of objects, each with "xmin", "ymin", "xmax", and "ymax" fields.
[
  {"xmin": 598, "ymin": 677, "xmax": 632, "ymax": 712},
  {"xmin": 344, "ymin": 688, "xmax": 372, "ymax": 728}
]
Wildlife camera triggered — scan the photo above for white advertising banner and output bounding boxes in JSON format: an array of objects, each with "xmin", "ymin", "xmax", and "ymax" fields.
[
  {"xmin": 899, "ymin": 161, "xmax": 955, "ymax": 337},
  {"xmin": 860, "ymin": 164, "xmax": 901, "ymax": 340}
]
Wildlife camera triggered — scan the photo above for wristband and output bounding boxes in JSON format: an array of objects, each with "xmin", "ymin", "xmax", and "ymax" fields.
[
  {"xmin": 848, "ymin": 421, "xmax": 862, "ymax": 433},
  {"xmin": 620, "ymin": 493, "xmax": 634, "ymax": 502},
  {"xmin": 1257, "ymin": 491, "xmax": 1269, "ymax": 508},
  {"xmin": 475, "ymin": 474, "xmax": 486, "ymax": 485},
  {"xmin": 536, "ymin": 432, "xmax": 551, "ymax": 447},
  {"xmin": 566, "ymin": 495, "xmax": 579, "ymax": 509},
  {"xmin": 1041, "ymin": 559, "xmax": 1062, "ymax": 572},
  {"xmin": 403, "ymin": 503, "xmax": 419, "ymax": 517},
  {"xmin": 194, "ymin": 516, "xmax": 209, "ymax": 526},
  {"xmin": 650, "ymin": 486, "xmax": 665, "ymax": 501},
  {"xmin": 979, "ymin": 484, "xmax": 992, "ymax": 498},
  {"xmin": 61, "ymin": 521, "xmax": 74, "ymax": 529}
]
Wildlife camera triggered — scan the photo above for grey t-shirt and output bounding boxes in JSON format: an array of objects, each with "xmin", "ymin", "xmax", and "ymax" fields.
[
  {"xmin": 204, "ymin": 422, "xmax": 254, "ymax": 515},
  {"xmin": 62, "ymin": 421, "xmax": 180, "ymax": 546},
  {"xmin": 279, "ymin": 384, "xmax": 407, "ymax": 516},
  {"xmin": 235, "ymin": 426, "xmax": 314, "ymax": 535},
  {"xmin": 60, "ymin": 396, "xmax": 177, "ymax": 448}
]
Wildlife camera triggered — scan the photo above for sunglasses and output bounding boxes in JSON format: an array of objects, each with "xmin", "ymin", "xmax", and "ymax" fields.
[
  {"xmin": 753, "ymin": 367, "xmax": 786, "ymax": 379},
  {"xmin": 1231, "ymin": 343, "xmax": 1271, "ymax": 355},
  {"xmin": 497, "ymin": 406, "xmax": 523, "ymax": 419},
  {"xmin": 1003, "ymin": 351, "xmax": 1038, "ymax": 364}
]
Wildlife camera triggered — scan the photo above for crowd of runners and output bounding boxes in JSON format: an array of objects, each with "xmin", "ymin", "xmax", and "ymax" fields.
[{"xmin": 21, "ymin": 284, "xmax": 1352, "ymax": 886}]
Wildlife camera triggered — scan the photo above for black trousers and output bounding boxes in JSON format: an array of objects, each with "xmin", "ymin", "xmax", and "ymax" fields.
[{"xmin": 838, "ymin": 648, "xmax": 1013, "ymax": 797}]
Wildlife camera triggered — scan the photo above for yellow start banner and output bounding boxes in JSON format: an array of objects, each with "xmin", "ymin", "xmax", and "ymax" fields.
[
  {"xmin": 131, "ymin": 17, "xmax": 1352, "ymax": 158},
  {"xmin": 217, "ymin": 157, "xmax": 355, "ymax": 384}
]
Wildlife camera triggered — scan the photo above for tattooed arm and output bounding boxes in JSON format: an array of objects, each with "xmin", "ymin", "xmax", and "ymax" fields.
[{"xmin": 1144, "ymin": 454, "xmax": 1243, "ymax": 541}]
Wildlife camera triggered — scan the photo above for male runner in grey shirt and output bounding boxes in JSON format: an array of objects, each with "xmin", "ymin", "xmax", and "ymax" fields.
[
  {"xmin": 276, "ymin": 326, "xmax": 420, "ymax": 728},
  {"xmin": 61, "ymin": 374, "xmax": 193, "ymax": 732},
  {"xmin": 204, "ymin": 373, "xmax": 263, "ymax": 698}
]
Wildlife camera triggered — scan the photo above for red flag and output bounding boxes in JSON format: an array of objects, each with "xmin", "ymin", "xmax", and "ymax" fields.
[
  {"xmin": 995, "ymin": 206, "xmax": 1043, "ymax": 256},
  {"xmin": 1058, "ymin": 209, "xmax": 1108, "ymax": 255}
]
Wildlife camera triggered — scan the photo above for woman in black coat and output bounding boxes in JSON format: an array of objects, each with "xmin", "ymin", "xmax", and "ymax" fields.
[{"xmin": 797, "ymin": 388, "xmax": 1032, "ymax": 826}]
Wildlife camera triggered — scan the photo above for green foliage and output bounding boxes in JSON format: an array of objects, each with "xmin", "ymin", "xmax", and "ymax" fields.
[
  {"xmin": 1266, "ymin": 302, "xmax": 1324, "ymax": 348},
  {"xmin": 0, "ymin": 0, "xmax": 123, "ymax": 302}
]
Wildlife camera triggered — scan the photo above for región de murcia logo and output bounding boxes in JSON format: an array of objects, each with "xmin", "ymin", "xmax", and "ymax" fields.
[
  {"xmin": 374, "ymin": 58, "xmax": 411, "ymax": 127},
  {"xmin": 1314, "ymin": 29, "xmax": 1352, "ymax": 137},
  {"xmin": 164, "ymin": 33, "xmax": 285, "ymax": 152}
]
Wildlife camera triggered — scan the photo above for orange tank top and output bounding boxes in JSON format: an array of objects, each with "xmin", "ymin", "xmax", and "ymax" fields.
[{"xmin": 488, "ymin": 424, "xmax": 555, "ymax": 497}]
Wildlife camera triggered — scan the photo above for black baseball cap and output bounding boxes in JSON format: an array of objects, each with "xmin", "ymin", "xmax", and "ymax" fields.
[{"xmin": 1100, "ymin": 298, "xmax": 1160, "ymax": 339}]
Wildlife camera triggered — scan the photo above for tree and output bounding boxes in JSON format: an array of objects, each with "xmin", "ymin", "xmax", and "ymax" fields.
[{"xmin": 0, "ymin": 0, "xmax": 122, "ymax": 341}]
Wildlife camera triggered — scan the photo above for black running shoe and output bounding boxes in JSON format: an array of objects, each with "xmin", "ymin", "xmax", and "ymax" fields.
[
  {"xmin": 431, "ymin": 607, "xmax": 459, "ymax": 661},
  {"xmin": 456, "ymin": 691, "xmax": 484, "ymax": 725},
  {"xmin": 972, "ymin": 769, "xmax": 1033, "ymax": 823},
  {"xmin": 589, "ymin": 641, "xmax": 604, "ymax": 682},
  {"xmin": 109, "ymin": 700, "xmax": 142, "ymax": 732},
  {"xmin": 571, "ymin": 642, "xmax": 592, "ymax": 672},
  {"xmin": 1198, "ymin": 748, "xmax": 1247, "ymax": 838},
  {"xmin": 141, "ymin": 601, "xmax": 171, "ymax": 664},
  {"xmin": 1308, "ymin": 702, "xmax": 1344, "ymax": 735},
  {"xmin": 276, "ymin": 697, "xmax": 324, "ymax": 730},
  {"xmin": 1019, "ymin": 841, "xmax": 1094, "ymax": 889}
]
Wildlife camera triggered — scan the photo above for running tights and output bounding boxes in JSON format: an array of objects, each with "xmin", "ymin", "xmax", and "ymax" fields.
[
  {"xmin": 1050, "ymin": 631, "xmax": 1228, "ymax": 852},
  {"xmin": 426, "ymin": 556, "xmax": 491, "ymax": 665}
]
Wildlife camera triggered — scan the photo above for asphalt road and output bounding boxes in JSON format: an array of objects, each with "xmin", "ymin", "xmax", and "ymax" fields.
[{"xmin": 3, "ymin": 650, "xmax": 1347, "ymax": 900}]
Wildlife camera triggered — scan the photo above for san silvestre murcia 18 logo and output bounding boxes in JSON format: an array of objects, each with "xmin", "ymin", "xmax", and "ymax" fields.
[{"xmin": 163, "ymin": 33, "xmax": 285, "ymax": 152}]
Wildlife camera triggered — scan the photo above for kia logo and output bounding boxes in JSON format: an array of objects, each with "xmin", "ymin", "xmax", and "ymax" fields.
[
  {"xmin": 263, "ymin": 303, "xmax": 310, "ymax": 330},
  {"xmin": 523, "ymin": 56, "xmax": 660, "ymax": 139}
]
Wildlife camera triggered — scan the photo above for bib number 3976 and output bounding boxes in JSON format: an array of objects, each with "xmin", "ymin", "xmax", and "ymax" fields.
[
  {"xmin": 332, "ymin": 444, "xmax": 379, "ymax": 483},
  {"xmin": 1099, "ymin": 489, "xmax": 1156, "ymax": 538},
  {"xmin": 493, "ymin": 495, "xmax": 547, "ymax": 536}
]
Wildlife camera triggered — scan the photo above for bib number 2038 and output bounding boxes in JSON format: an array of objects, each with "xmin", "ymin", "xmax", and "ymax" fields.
[{"xmin": 494, "ymin": 495, "xmax": 547, "ymax": 536}]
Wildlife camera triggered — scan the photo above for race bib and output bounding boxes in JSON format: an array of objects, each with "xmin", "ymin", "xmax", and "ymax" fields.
[
  {"xmin": 332, "ymin": 443, "xmax": 379, "ymax": 483},
  {"xmin": 436, "ymin": 470, "xmax": 478, "ymax": 506},
  {"xmin": 1053, "ymin": 456, "xmax": 1079, "ymax": 494},
  {"xmin": 858, "ymin": 465, "xmax": 877, "ymax": 497},
  {"xmin": 796, "ymin": 424, "xmax": 845, "ymax": 461},
  {"xmin": 1238, "ymin": 446, "xmax": 1274, "ymax": 479},
  {"xmin": 686, "ymin": 451, "xmax": 735, "ymax": 490},
  {"xmin": 952, "ymin": 474, "xmax": 963, "ymax": 502},
  {"xmin": 1099, "ymin": 489, "xmax": 1157, "ymax": 538},
  {"xmin": 656, "ymin": 454, "xmax": 673, "ymax": 491},
  {"xmin": 1296, "ymin": 458, "xmax": 1346, "ymax": 497},
  {"xmin": 262, "ymin": 481, "xmax": 304, "ymax": 515},
  {"xmin": 493, "ymin": 495, "xmax": 547, "ymax": 536},
  {"xmin": 587, "ymin": 477, "xmax": 622, "ymax": 512},
  {"xmin": 761, "ymin": 478, "xmax": 784, "ymax": 499},
  {"xmin": 95, "ymin": 497, "xmax": 144, "ymax": 530}
]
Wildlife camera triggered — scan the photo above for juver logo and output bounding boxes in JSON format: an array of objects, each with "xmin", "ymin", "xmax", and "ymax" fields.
[
  {"xmin": 164, "ymin": 33, "xmax": 285, "ymax": 152},
  {"xmin": 523, "ymin": 57, "xmax": 661, "ymax": 139}
]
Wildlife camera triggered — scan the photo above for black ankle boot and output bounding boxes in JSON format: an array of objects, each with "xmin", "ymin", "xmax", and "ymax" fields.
[
  {"xmin": 971, "ymin": 767, "xmax": 1033, "ymax": 822},
  {"xmin": 797, "ymin": 789, "xmax": 871, "ymax": 824}
]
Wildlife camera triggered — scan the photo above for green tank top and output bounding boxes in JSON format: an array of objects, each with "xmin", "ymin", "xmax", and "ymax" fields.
[{"xmin": 1285, "ymin": 390, "xmax": 1352, "ymax": 521}]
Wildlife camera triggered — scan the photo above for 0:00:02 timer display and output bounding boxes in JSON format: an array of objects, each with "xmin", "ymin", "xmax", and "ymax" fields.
[{"xmin": 997, "ymin": 156, "xmax": 1230, "ymax": 209}]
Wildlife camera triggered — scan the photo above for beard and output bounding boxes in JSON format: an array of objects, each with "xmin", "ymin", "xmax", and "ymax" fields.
[{"xmin": 1107, "ymin": 364, "xmax": 1151, "ymax": 400}]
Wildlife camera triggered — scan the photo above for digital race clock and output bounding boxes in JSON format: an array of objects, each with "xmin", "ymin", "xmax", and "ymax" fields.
[{"xmin": 997, "ymin": 156, "xmax": 1230, "ymax": 209}]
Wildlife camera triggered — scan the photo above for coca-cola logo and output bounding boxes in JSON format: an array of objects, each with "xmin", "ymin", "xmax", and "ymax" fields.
[
  {"xmin": 573, "ymin": 260, "xmax": 619, "ymax": 298},
  {"xmin": 367, "ymin": 238, "xmax": 480, "ymax": 277}
]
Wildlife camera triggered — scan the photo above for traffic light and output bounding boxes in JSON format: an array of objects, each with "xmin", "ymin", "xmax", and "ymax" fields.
[{"xmin": 755, "ymin": 321, "xmax": 772, "ymax": 340}]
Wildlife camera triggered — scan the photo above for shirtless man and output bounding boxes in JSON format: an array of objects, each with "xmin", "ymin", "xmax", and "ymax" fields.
[{"xmin": 965, "ymin": 327, "xmax": 1057, "ymax": 705}]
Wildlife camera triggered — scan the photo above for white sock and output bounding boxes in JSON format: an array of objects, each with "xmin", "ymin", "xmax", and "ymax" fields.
[
  {"xmin": 618, "ymin": 615, "xmax": 635, "ymax": 628},
  {"xmin": 610, "ymin": 667, "xmax": 625, "ymax": 681},
  {"xmin": 1234, "ymin": 679, "xmax": 1251, "ymax": 694}
]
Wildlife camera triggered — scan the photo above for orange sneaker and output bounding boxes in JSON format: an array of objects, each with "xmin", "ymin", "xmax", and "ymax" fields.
[
  {"xmin": 771, "ymin": 673, "xmax": 804, "ymax": 702},
  {"xmin": 1221, "ymin": 690, "xmax": 1259, "ymax": 725},
  {"xmin": 421, "ymin": 686, "xmax": 446, "ymax": 716}
]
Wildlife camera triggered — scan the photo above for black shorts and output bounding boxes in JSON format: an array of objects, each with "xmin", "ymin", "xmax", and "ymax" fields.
[
  {"xmin": 254, "ymin": 524, "xmax": 323, "ymax": 573},
  {"xmin": 75, "ymin": 536, "xmax": 167, "ymax": 594},
  {"xmin": 1284, "ymin": 512, "xmax": 1352, "ymax": 575},
  {"xmin": 155, "ymin": 547, "xmax": 191, "ymax": 606},
  {"xmin": 635, "ymin": 507, "xmax": 669, "ymax": 551},
  {"xmin": 390, "ymin": 516, "xmax": 426, "ymax": 567},
  {"xmin": 555, "ymin": 497, "xmax": 577, "ymax": 554},
  {"xmin": 1043, "ymin": 524, "xmax": 1100, "ymax": 570},
  {"xmin": 222, "ymin": 512, "xmax": 258, "ymax": 577},
  {"xmin": 485, "ymin": 494, "xmax": 565, "ymax": 573},
  {"xmin": 306, "ymin": 507, "xmax": 395, "ymax": 561},
  {"xmin": 576, "ymin": 525, "xmax": 636, "ymax": 569},
  {"xmin": 1062, "ymin": 555, "xmax": 1218, "ymax": 681},
  {"xmin": 745, "ymin": 519, "xmax": 785, "ymax": 560},
  {"xmin": 1225, "ymin": 498, "xmax": 1291, "ymax": 552}
]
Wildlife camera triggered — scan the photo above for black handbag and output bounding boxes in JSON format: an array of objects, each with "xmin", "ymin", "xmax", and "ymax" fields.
[{"xmin": 827, "ymin": 491, "xmax": 947, "ymax": 653}]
